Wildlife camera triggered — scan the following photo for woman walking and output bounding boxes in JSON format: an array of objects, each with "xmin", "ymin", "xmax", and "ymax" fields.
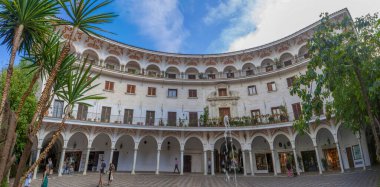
[
  {"xmin": 41, "ymin": 165, "xmax": 49, "ymax": 187},
  {"xmin": 108, "ymin": 163, "xmax": 115, "ymax": 185}
]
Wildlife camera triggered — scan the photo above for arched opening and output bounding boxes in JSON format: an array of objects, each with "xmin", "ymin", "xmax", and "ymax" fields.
[
  {"xmin": 146, "ymin": 64, "xmax": 161, "ymax": 77},
  {"xmin": 242, "ymin": 63, "xmax": 255, "ymax": 76},
  {"xmin": 125, "ymin": 61, "xmax": 141, "ymax": 75},
  {"xmin": 82, "ymin": 49, "xmax": 99, "ymax": 65},
  {"xmin": 279, "ymin": 53, "xmax": 294, "ymax": 67},
  {"xmin": 223, "ymin": 66, "xmax": 238, "ymax": 78},
  {"xmin": 91, "ymin": 133, "xmax": 112, "ymax": 172},
  {"xmin": 40, "ymin": 132, "xmax": 64, "ymax": 173},
  {"xmin": 316, "ymin": 128, "xmax": 341, "ymax": 172},
  {"xmin": 160, "ymin": 137, "xmax": 181, "ymax": 172},
  {"xmin": 66, "ymin": 132, "xmax": 88, "ymax": 172},
  {"xmin": 251, "ymin": 136, "xmax": 272, "ymax": 173},
  {"xmin": 261, "ymin": 59, "xmax": 275, "ymax": 72},
  {"xmin": 298, "ymin": 45, "xmax": 309, "ymax": 60},
  {"xmin": 295, "ymin": 133, "xmax": 318, "ymax": 172},
  {"xmin": 214, "ymin": 137, "xmax": 242, "ymax": 174},
  {"xmin": 184, "ymin": 137, "xmax": 204, "ymax": 173},
  {"xmin": 273, "ymin": 134, "xmax": 294, "ymax": 174},
  {"xmin": 165, "ymin": 66, "xmax": 180, "ymax": 79},
  {"xmin": 204, "ymin": 67, "xmax": 218, "ymax": 79},
  {"xmin": 104, "ymin": 56, "xmax": 120, "ymax": 71},
  {"xmin": 337, "ymin": 126, "xmax": 367, "ymax": 169},
  {"xmin": 136, "ymin": 136, "xmax": 157, "ymax": 172},
  {"xmin": 114, "ymin": 135, "xmax": 134, "ymax": 171},
  {"xmin": 185, "ymin": 67, "xmax": 199, "ymax": 79}
]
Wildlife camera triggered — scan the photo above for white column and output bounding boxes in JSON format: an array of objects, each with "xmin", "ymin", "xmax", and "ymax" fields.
[
  {"xmin": 292, "ymin": 148, "xmax": 300, "ymax": 175},
  {"xmin": 271, "ymin": 149, "xmax": 277, "ymax": 176},
  {"xmin": 242, "ymin": 150, "xmax": 247, "ymax": 176},
  {"xmin": 109, "ymin": 149, "xmax": 114, "ymax": 166},
  {"xmin": 156, "ymin": 149, "xmax": 161, "ymax": 174},
  {"xmin": 249, "ymin": 150, "xmax": 254, "ymax": 176},
  {"xmin": 203, "ymin": 150, "xmax": 207, "ymax": 175},
  {"xmin": 314, "ymin": 146, "xmax": 323, "ymax": 174},
  {"xmin": 336, "ymin": 142, "xmax": 344, "ymax": 173},
  {"xmin": 211, "ymin": 150, "xmax": 215, "ymax": 175},
  {"xmin": 180, "ymin": 150, "xmax": 184, "ymax": 175},
  {"xmin": 131, "ymin": 148, "xmax": 138, "ymax": 174},
  {"xmin": 33, "ymin": 148, "xmax": 41, "ymax": 179},
  {"xmin": 58, "ymin": 147, "xmax": 67, "ymax": 176},
  {"xmin": 83, "ymin": 148, "xmax": 91, "ymax": 175},
  {"xmin": 357, "ymin": 138, "xmax": 366, "ymax": 170}
]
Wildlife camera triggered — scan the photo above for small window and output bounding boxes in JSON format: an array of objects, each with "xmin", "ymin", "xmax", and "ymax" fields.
[
  {"xmin": 167, "ymin": 112, "xmax": 177, "ymax": 126},
  {"xmin": 126, "ymin": 84, "xmax": 136, "ymax": 94},
  {"xmin": 267, "ymin": 82, "xmax": 276, "ymax": 92},
  {"xmin": 168, "ymin": 73, "xmax": 176, "ymax": 79},
  {"xmin": 147, "ymin": 87, "xmax": 156, "ymax": 96},
  {"xmin": 271, "ymin": 107, "xmax": 281, "ymax": 115},
  {"xmin": 189, "ymin": 89, "xmax": 197, "ymax": 98},
  {"xmin": 218, "ymin": 88, "xmax": 227, "ymax": 96},
  {"xmin": 168, "ymin": 89, "xmax": 178, "ymax": 98},
  {"xmin": 77, "ymin": 103, "xmax": 88, "ymax": 120},
  {"xmin": 251, "ymin": 109, "xmax": 261, "ymax": 118},
  {"xmin": 208, "ymin": 74, "xmax": 216, "ymax": 79},
  {"xmin": 266, "ymin": 66, "xmax": 273, "ymax": 72},
  {"xmin": 101, "ymin": 106, "xmax": 112, "ymax": 123},
  {"xmin": 146, "ymin": 111, "xmax": 155, "ymax": 126},
  {"xmin": 287, "ymin": 77, "xmax": 295, "ymax": 87},
  {"xmin": 248, "ymin": 85, "xmax": 257, "ymax": 95},
  {"xmin": 52, "ymin": 100, "xmax": 64, "ymax": 118},
  {"xmin": 292, "ymin": 103, "xmax": 302, "ymax": 120},
  {"xmin": 105, "ymin": 81, "xmax": 114, "ymax": 91},
  {"xmin": 188, "ymin": 74, "xmax": 196, "ymax": 79}
]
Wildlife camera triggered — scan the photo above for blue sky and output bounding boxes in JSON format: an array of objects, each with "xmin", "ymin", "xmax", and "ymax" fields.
[{"xmin": 1, "ymin": 0, "xmax": 380, "ymax": 68}]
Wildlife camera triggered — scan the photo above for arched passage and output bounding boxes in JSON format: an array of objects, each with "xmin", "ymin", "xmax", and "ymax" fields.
[
  {"xmin": 104, "ymin": 56, "xmax": 120, "ymax": 71},
  {"xmin": 214, "ymin": 136, "xmax": 242, "ymax": 174},
  {"xmin": 125, "ymin": 61, "xmax": 141, "ymax": 74},
  {"xmin": 160, "ymin": 136, "xmax": 181, "ymax": 172},
  {"xmin": 66, "ymin": 132, "xmax": 88, "ymax": 172},
  {"xmin": 204, "ymin": 67, "xmax": 218, "ymax": 79},
  {"xmin": 279, "ymin": 53, "xmax": 294, "ymax": 67},
  {"xmin": 185, "ymin": 67, "xmax": 199, "ymax": 79},
  {"xmin": 223, "ymin": 66, "xmax": 238, "ymax": 78},
  {"xmin": 261, "ymin": 59, "xmax": 275, "ymax": 72},
  {"xmin": 91, "ymin": 133, "xmax": 112, "ymax": 172},
  {"xmin": 316, "ymin": 128, "xmax": 341, "ymax": 172},
  {"xmin": 295, "ymin": 133, "xmax": 318, "ymax": 172},
  {"xmin": 184, "ymin": 137, "xmax": 204, "ymax": 173},
  {"xmin": 82, "ymin": 49, "xmax": 99, "ymax": 65},
  {"xmin": 273, "ymin": 134, "xmax": 294, "ymax": 174},
  {"xmin": 298, "ymin": 45, "xmax": 309, "ymax": 60},
  {"xmin": 41, "ymin": 132, "xmax": 64, "ymax": 173},
  {"xmin": 242, "ymin": 63, "xmax": 255, "ymax": 76},
  {"xmin": 136, "ymin": 136, "xmax": 157, "ymax": 172},
  {"xmin": 146, "ymin": 64, "xmax": 161, "ymax": 77},
  {"xmin": 114, "ymin": 135, "xmax": 134, "ymax": 171},
  {"xmin": 251, "ymin": 136, "xmax": 272, "ymax": 173},
  {"xmin": 165, "ymin": 66, "xmax": 180, "ymax": 79}
]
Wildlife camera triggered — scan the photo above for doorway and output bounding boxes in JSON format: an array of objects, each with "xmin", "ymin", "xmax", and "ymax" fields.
[
  {"xmin": 301, "ymin": 150, "xmax": 318, "ymax": 172},
  {"xmin": 184, "ymin": 155, "xmax": 192, "ymax": 172},
  {"xmin": 323, "ymin": 148, "xmax": 340, "ymax": 171},
  {"xmin": 219, "ymin": 107, "xmax": 230, "ymax": 118},
  {"xmin": 112, "ymin": 151, "xmax": 119, "ymax": 171},
  {"xmin": 266, "ymin": 153, "xmax": 273, "ymax": 172},
  {"xmin": 278, "ymin": 152, "xmax": 294, "ymax": 174},
  {"xmin": 346, "ymin": 147, "xmax": 354, "ymax": 168}
]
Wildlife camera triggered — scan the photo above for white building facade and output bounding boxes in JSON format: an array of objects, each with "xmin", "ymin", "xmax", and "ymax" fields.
[{"xmin": 32, "ymin": 9, "xmax": 371, "ymax": 179}]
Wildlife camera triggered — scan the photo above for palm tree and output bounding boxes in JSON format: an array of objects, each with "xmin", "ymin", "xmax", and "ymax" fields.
[
  {"xmin": 0, "ymin": 0, "xmax": 59, "ymax": 124},
  {"xmin": 21, "ymin": 60, "xmax": 105, "ymax": 184}
]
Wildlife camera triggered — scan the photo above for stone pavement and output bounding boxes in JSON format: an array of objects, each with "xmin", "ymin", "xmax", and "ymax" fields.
[{"xmin": 30, "ymin": 168, "xmax": 380, "ymax": 187}]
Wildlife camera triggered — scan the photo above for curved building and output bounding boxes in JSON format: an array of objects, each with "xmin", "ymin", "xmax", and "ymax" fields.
[{"xmin": 33, "ymin": 8, "xmax": 370, "ymax": 179}]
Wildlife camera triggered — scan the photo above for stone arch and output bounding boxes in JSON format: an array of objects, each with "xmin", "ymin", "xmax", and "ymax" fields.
[
  {"xmin": 146, "ymin": 64, "xmax": 161, "ymax": 77},
  {"xmin": 41, "ymin": 131, "xmax": 65, "ymax": 172},
  {"xmin": 261, "ymin": 58, "xmax": 275, "ymax": 72},
  {"xmin": 67, "ymin": 132, "xmax": 88, "ymax": 150},
  {"xmin": 298, "ymin": 45, "xmax": 309, "ymax": 59},
  {"xmin": 165, "ymin": 66, "xmax": 180, "ymax": 79},
  {"xmin": 82, "ymin": 49, "xmax": 99, "ymax": 65},
  {"xmin": 294, "ymin": 132, "xmax": 318, "ymax": 172},
  {"xmin": 272, "ymin": 133, "xmax": 292, "ymax": 150},
  {"xmin": 279, "ymin": 52, "xmax": 294, "ymax": 67},
  {"xmin": 104, "ymin": 56, "xmax": 120, "ymax": 71},
  {"xmin": 115, "ymin": 134, "xmax": 135, "ymax": 171},
  {"xmin": 242, "ymin": 62, "xmax": 256, "ymax": 76},
  {"xmin": 136, "ymin": 135, "xmax": 158, "ymax": 172},
  {"xmin": 184, "ymin": 67, "xmax": 199, "ymax": 75},
  {"xmin": 160, "ymin": 136, "xmax": 181, "ymax": 172},
  {"xmin": 125, "ymin": 61, "xmax": 141, "ymax": 74},
  {"xmin": 184, "ymin": 135, "xmax": 204, "ymax": 147},
  {"xmin": 222, "ymin": 65, "xmax": 238, "ymax": 73},
  {"xmin": 184, "ymin": 137, "xmax": 204, "ymax": 173}
]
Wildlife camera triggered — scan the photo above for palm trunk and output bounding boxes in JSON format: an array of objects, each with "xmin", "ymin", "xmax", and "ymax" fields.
[
  {"xmin": 0, "ymin": 101, "xmax": 16, "ymax": 181},
  {"xmin": 16, "ymin": 68, "xmax": 41, "ymax": 117},
  {"xmin": 20, "ymin": 107, "xmax": 71, "ymax": 185},
  {"xmin": 12, "ymin": 94, "xmax": 54, "ymax": 187},
  {"xmin": 353, "ymin": 63, "xmax": 380, "ymax": 162},
  {"xmin": 0, "ymin": 25, "xmax": 24, "ymax": 125}
]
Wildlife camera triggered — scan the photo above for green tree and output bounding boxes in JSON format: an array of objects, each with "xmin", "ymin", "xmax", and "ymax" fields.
[{"xmin": 290, "ymin": 13, "xmax": 380, "ymax": 161}]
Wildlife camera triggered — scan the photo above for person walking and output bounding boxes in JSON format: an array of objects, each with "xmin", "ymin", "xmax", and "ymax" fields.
[
  {"xmin": 48, "ymin": 158, "xmax": 53, "ymax": 175},
  {"xmin": 286, "ymin": 161, "xmax": 293, "ymax": 177},
  {"xmin": 174, "ymin": 158, "xmax": 180, "ymax": 173},
  {"xmin": 98, "ymin": 160, "xmax": 106, "ymax": 187},
  {"xmin": 108, "ymin": 163, "xmax": 115, "ymax": 185},
  {"xmin": 41, "ymin": 165, "xmax": 49, "ymax": 187},
  {"xmin": 24, "ymin": 172, "xmax": 32, "ymax": 187}
]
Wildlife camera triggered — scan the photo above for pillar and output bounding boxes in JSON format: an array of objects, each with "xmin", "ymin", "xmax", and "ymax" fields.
[
  {"xmin": 203, "ymin": 150, "xmax": 207, "ymax": 175},
  {"xmin": 314, "ymin": 146, "xmax": 323, "ymax": 174},
  {"xmin": 131, "ymin": 148, "xmax": 138, "ymax": 174},
  {"xmin": 271, "ymin": 149, "xmax": 277, "ymax": 176},
  {"xmin": 211, "ymin": 150, "xmax": 215, "ymax": 175},
  {"xmin": 83, "ymin": 148, "xmax": 91, "ymax": 175},
  {"xmin": 33, "ymin": 148, "xmax": 41, "ymax": 179},
  {"xmin": 249, "ymin": 150, "xmax": 254, "ymax": 176},
  {"xmin": 58, "ymin": 147, "xmax": 67, "ymax": 176},
  {"xmin": 180, "ymin": 150, "xmax": 184, "ymax": 175},
  {"xmin": 156, "ymin": 149, "xmax": 161, "ymax": 174},
  {"xmin": 242, "ymin": 150, "xmax": 247, "ymax": 176},
  {"xmin": 109, "ymin": 148, "xmax": 114, "ymax": 166},
  {"xmin": 336, "ymin": 142, "xmax": 344, "ymax": 173},
  {"xmin": 292, "ymin": 148, "xmax": 300, "ymax": 175},
  {"xmin": 358, "ymin": 138, "xmax": 366, "ymax": 170}
]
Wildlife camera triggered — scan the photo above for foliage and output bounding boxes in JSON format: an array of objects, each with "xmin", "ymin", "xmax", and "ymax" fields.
[
  {"xmin": 0, "ymin": 61, "xmax": 37, "ymax": 160},
  {"xmin": 200, "ymin": 106, "xmax": 209, "ymax": 126}
]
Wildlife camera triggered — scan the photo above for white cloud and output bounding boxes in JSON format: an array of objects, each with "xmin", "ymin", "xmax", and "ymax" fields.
[
  {"xmin": 206, "ymin": 0, "xmax": 380, "ymax": 52},
  {"xmin": 116, "ymin": 0, "xmax": 188, "ymax": 53}
]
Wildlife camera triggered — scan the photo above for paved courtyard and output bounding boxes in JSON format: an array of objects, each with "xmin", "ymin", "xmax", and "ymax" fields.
[{"xmin": 30, "ymin": 168, "xmax": 380, "ymax": 187}]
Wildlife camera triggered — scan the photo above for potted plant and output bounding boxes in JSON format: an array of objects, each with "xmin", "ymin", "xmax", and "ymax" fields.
[
  {"xmin": 279, "ymin": 105, "xmax": 289, "ymax": 122},
  {"xmin": 268, "ymin": 115, "xmax": 275, "ymax": 123}
]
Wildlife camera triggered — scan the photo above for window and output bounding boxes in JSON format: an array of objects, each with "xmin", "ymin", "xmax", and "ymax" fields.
[
  {"xmin": 123, "ymin": 109, "xmax": 133, "ymax": 124},
  {"xmin": 168, "ymin": 89, "xmax": 178, "ymax": 98},
  {"xmin": 189, "ymin": 112, "xmax": 198, "ymax": 127},
  {"xmin": 101, "ymin": 106, "xmax": 111, "ymax": 123},
  {"xmin": 188, "ymin": 89, "xmax": 197, "ymax": 98},
  {"xmin": 77, "ymin": 103, "xmax": 88, "ymax": 120},
  {"xmin": 226, "ymin": 72, "xmax": 234, "ymax": 78},
  {"xmin": 251, "ymin": 109, "xmax": 261, "ymax": 117},
  {"xmin": 218, "ymin": 88, "xmax": 227, "ymax": 96},
  {"xmin": 146, "ymin": 111, "xmax": 155, "ymax": 126},
  {"xmin": 248, "ymin": 85, "xmax": 257, "ymax": 95},
  {"xmin": 52, "ymin": 100, "xmax": 64, "ymax": 118},
  {"xmin": 292, "ymin": 103, "xmax": 302, "ymax": 120},
  {"xmin": 287, "ymin": 77, "xmax": 295, "ymax": 87},
  {"xmin": 147, "ymin": 87, "xmax": 156, "ymax": 96},
  {"xmin": 104, "ymin": 81, "xmax": 114, "ymax": 91},
  {"xmin": 267, "ymin": 82, "xmax": 277, "ymax": 92},
  {"xmin": 284, "ymin": 60, "xmax": 292, "ymax": 67},
  {"xmin": 246, "ymin": 70, "xmax": 254, "ymax": 76},
  {"xmin": 168, "ymin": 73, "xmax": 176, "ymax": 79},
  {"xmin": 266, "ymin": 65, "xmax": 273, "ymax": 72},
  {"xmin": 168, "ymin": 112, "xmax": 177, "ymax": 126},
  {"xmin": 208, "ymin": 74, "xmax": 216, "ymax": 79},
  {"xmin": 126, "ymin": 84, "xmax": 136, "ymax": 94},
  {"xmin": 271, "ymin": 107, "xmax": 281, "ymax": 122},
  {"xmin": 188, "ymin": 74, "xmax": 196, "ymax": 79}
]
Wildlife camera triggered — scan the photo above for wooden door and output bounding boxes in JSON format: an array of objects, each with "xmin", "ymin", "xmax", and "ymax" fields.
[
  {"xmin": 112, "ymin": 151, "xmax": 119, "ymax": 171},
  {"xmin": 189, "ymin": 112, "xmax": 198, "ymax": 127},
  {"xmin": 184, "ymin": 155, "xmax": 192, "ymax": 172},
  {"xmin": 219, "ymin": 107, "xmax": 230, "ymax": 118},
  {"xmin": 123, "ymin": 109, "xmax": 133, "ymax": 124},
  {"xmin": 346, "ymin": 147, "xmax": 354, "ymax": 168}
]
